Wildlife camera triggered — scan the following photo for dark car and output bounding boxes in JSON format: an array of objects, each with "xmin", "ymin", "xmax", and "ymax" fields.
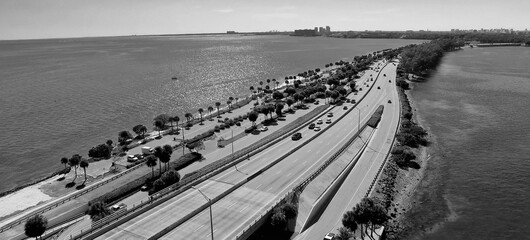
[
  {"xmin": 377, "ymin": 86, "xmax": 381, "ymax": 89},
  {"xmin": 291, "ymin": 132, "xmax": 302, "ymax": 140},
  {"xmin": 343, "ymin": 106, "xmax": 348, "ymax": 110},
  {"xmin": 309, "ymin": 123, "xmax": 315, "ymax": 129},
  {"xmin": 388, "ymin": 100, "xmax": 392, "ymax": 103}
]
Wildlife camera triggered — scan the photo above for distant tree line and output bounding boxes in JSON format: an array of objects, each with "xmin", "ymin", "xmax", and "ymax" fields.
[{"xmin": 333, "ymin": 30, "xmax": 530, "ymax": 43}]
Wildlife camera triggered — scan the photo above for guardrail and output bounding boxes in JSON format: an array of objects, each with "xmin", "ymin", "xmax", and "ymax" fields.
[
  {"xmin": 0, "ymin": 162, "xmax": 144, "ymax": 233},
  {"xmin": 71, "ymin": 106, "xmax": 334, "ymax": 239},
  {"xmin": 365, "ymin": 63, "xmax": 402, "ymax": 198},
  {"xmin": 236, "ymin": 60, "xmax": 389, "ymax": 240}
]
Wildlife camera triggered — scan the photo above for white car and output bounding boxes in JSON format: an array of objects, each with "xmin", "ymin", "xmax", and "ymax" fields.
[
  {"xmin": 324, "ymin": 232, "xmax": 335, "ymax": 240},
  {"xmin": 326, "ymin": 118, "xmax": 332, "ymax": 124},
  {"xmin": 260, "ymin": 126, "xmax": 268, "ymax": 132},
  {"xmin": 314, "ymin": 126, "xmax": 321, "ymax": 131},
  {"xmin": 317, "ymin": 119, "xmax": 323, "ymax": 124}
]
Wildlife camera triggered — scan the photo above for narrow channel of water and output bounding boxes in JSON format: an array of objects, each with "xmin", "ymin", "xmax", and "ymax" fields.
[{"xmin": 406, "ymin": 47, "xmax": 530, "ymax": 239}]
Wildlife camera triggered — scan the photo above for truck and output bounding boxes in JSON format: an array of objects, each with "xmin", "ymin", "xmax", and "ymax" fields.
[{"xmin": 141, "ymin": 147, "xmax": 153, "ymax": 155}]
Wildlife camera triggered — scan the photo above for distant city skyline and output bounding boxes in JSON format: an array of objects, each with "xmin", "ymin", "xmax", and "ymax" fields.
[{"xmin": 1, "ymin": 0, "xmax": 529, "ymax": 40}]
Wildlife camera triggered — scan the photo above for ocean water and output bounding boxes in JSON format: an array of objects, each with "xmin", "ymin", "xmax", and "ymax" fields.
[
  {"xmin": 407, "ymin": 47, "xmax": 530, "ymax": 239},
  {"xmin": 0, "ymin": 35, "xmax": 423, "ymax": 193}
]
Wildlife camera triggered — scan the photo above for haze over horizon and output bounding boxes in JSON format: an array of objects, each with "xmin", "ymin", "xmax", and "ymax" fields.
[{"xmin": 1, "ymin": 0, "xmax": 528, "ymax": 40}]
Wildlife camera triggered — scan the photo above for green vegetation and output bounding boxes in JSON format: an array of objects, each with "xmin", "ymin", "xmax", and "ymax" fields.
[
  {"xmin": 24, "ymin": 214, "xmax": 48, "ymax": 239},
  {"xmin": 88, "ymin": 201, "xmax": 110, "ymax": 221},
  {"xmin": 88, "ymin": 143, "xmax": 112, "ymax": 159},
  {"xmin": 68, "ymin": 154, "xmax": 81, "ymax": 183},
  {"xmin": 340, "ymin": 197, "xmax": 388, "ymax": 239},
  {"xmin": 334, "ymin": 30, "xmax": 530, "ymax": 44}
]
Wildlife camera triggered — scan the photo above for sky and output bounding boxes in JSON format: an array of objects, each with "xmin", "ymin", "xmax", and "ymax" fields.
[{"xmin": 0, "ymin": 0, "xmax": 528, "ymax": 40}]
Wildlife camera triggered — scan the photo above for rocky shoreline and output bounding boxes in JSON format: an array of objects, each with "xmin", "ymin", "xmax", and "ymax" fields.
[{"xmin": 371, "ymin": 76, "xmax": 431, "ymax": 240}]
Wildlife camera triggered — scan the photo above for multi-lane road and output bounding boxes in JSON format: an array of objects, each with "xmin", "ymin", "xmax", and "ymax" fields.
[
  {"xmin": 91, "ymin": 60, "xmax": 397, "ymax": 240},
  {"xmin": 295, "ymin": 61, "xmax": 400, "ymax": 240}
]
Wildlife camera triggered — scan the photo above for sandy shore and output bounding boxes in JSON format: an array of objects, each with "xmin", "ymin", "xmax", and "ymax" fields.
[{"xmin": 0, "ymin": 177, "xmax": 54, "ymax": 219}]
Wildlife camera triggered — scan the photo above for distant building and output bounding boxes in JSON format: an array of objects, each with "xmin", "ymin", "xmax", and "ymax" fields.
[
  {"xmin": 326, "ymin": 26, "xmax": 331, "ymax": 33},
  {"xmin": 319, "ymin": 27, "xmax": 325, "ymax": 34},
  {"xmin": 293, "ymin": 29, "xmax": 317, "ymax": 36},
  {"xmin": 226, "ymin": 31, "xmax": 237, "ymax": 34}
]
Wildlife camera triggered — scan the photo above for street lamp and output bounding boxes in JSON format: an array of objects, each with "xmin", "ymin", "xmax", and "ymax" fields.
[
  {"xmin": 191, "ymin": 186, "xmax": 214, "ymax": 240},
  {"xmin": 182, "ymin": 126, "xmax": 185, "ymax": 155},
  {"xmin": 356, "ymin": 105, "xmax": 369, "ymax": 133}
]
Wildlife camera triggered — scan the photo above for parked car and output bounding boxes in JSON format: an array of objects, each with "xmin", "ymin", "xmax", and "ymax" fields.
[
  {"xmin": 327, "ymin": 112, "xmax": 333, "ymax": 117},
  {"xmin": 314, "ymin": 126, "xmax": 321, "ymax": 131},
  {"xmin": 377, "ymin": 86, "xmax": 381, "ymax": 89},
  {"xmin": 140, "ymin": 185, "xmax": 149, "ymax": 191},
  {"xmin": 326, "ymin": 118, "xmax": 332, "ymax": 124},
  {"xmin": 389, "ymin": 80, "xmax": 391, "ymax": 83},
  {"xmin": 388, "ymin": 100, "xmax": 392, "ymax": 103},
  {"xmin": 384, "ymin": 74, "xmax": 387, "ymax": 77},
  {"xmin": 259, "ymin": 126, "xmax": 268, "ymax": 132},
  {"xmin": 343, "ymin": 106, "xmax": 348, "ymax": 110},
  {"xmin": 317, "ymin": 119, "xmax": 323, "ymax": 124},
  {"xmin": 127, "ymin": 155, "xmax": 138, "ymax": 162},
  {"xmin": 291, "ymin": 132, "xmax": 302, "ymax": 140},
  {"xmin": 309, "ymin": 123, "xmax": 315, "ymax": 129},
  {"xmin": 324, "ymin": 232, "xmax": 336, "ymax": 240}
]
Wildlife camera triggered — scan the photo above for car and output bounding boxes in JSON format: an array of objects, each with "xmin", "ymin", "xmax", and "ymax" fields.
[
  {"xmin": 317, "ymin": 119, "xmax": 323, "ymax": 124},
  {"xmin": 309, "ymin": 123, "xmax": 315, "ymax": 129},
  {"xmin": 326, "ymin": 118, "xmax": 332, "ymax": 124},
  {"xmin": 324, "ymin": 232, "xmax": 336, "ymax": 240},
  {"xmin": 259, "ymin": 126, "xmax": 268, "ymax": 132},
  {"xmin": 351, "ymin": 99, "xmax": 356, "ymax": 104},
  {"xmin": 377, "ymin": 86, "xmax": 381, "ymax": 89},
  {"xmin": 383, "ymin": 74, "xmax": 387, "ymax": 77},
  {"xmin": 140, "ymin": 185, "xmax": 149, "ymax": 191},
  {"xmin": 359, "ymin": 88, "xmax": 363, "ymax": 91},
  {"xmin": 314, "ymin": 126, "xmax": 321, "ymax": 131},
  {"xmin": 388, "ymin": 100, "xmax": 392, "ymax": 103},
  {"xmin": 291, "ymin": 132, "xmax": 302, "ymax": 140},
  {"xmin": 389, "ymin": 80, "xmax": 392, "ymax": 83},
  {"xmin": 314, "ymin": 101, "xmax": 319, "ymax": 105},
  {"xmin": 343, "ymin": 106, "xmax": 348, "ymax": 110},
  {"xmin": 127, "ymin": 155, "xmax": 138, "ymax": 162},
  {"xmin": 111, "ymin": 203, "xmax": 126, "ymax": 211},
  {"xmin": 327, "ymin": 112, "xmax": 333, "ymax": 117}
]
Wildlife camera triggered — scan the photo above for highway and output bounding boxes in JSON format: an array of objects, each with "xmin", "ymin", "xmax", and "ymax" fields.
[
  {"xmin": 92, "ymin": 61, "xmax": 386, "ymax": 240},
  {"xmin": 153, "ymin": 63, "xmax": 394, "ymax": 239},
  {"xmin": 295, "ymin": 61, "xmax": 400, "ymax": 240}
]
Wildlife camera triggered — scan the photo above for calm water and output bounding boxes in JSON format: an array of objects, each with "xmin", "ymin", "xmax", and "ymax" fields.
[
  {"xmin": 407, "ymin": 47, "xmax": 530, "ymax": 239},
  {"xmin": 0, "ymin": 35, "xmax": 422, "ymax": 193}
]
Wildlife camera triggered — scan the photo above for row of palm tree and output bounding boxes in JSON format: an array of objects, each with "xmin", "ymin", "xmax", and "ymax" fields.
[
  {"xmin": 59, "ymin": 154, "xmax": 90, "ymax": 185},
  {"xmin": 340, "ymin": 197, "xmax": 388, "ymax": 239},
  {"xmin": 145, "ymin": 144, "xmax": 173, "ymax": 178}
]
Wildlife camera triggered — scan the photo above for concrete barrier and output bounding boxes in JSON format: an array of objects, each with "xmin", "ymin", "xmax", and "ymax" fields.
[{"xmin": 300, "ymin": 129, "xmax": 373, "ymax": 231}]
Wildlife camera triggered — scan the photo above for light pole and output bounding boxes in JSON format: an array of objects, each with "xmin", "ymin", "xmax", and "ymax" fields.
[
  {"xmin": 192, "ymin": 186, "xmax": 214, "ymax": 240},
  {"xmin": 356, "ymin": 105, "xmax": 369, "ymax": 133}
]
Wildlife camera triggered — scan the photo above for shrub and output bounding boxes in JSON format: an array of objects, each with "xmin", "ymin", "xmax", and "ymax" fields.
[{"xmin": 88, "ymin": 144, "xmax": 112, "ymax": 159}]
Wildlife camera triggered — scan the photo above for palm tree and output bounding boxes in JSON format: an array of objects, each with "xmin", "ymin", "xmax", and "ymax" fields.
[
  {"xmin": 198, "ymin": 108, "xmax": 204, "ymax": 124},
  {"xmin": 228, "ymin": 97, "xmax": 234, "ymax": 110},
  {"xmin": 215, "ymin": 102, "xmax": 221, "ymax": 118},
  {"xmin": 227, "ymin": 100, "xmax": 232, "ymax": 112},
  {"xmin": 146, "ymin": 155, "xmax": 157, "ymax": 178},
  {"xmin": 235, "ymin": 97, "xmax": 239, "ymax": 105},
  {"xmin": 60, "ymin": 157, "xmax": 69, "ymax": 175},
  {"xmin": 173, "ymin": 116, "xmax": 180, "ymax": 131},
  {"xmin": 79, "ymin": 159, "xmax": 89, "ymax": 185},
  {"xmin": 207, "ymin": 106, "xmax": 214, "ymax": 120},
  {"xmin": 184, "ymin": 112, "xmax": 192, "ymax": 126},
  {"xmin": 162, "ymin": 144, "xmax": 173, "ymax": 170},
  {"xmin": 285, "ymin": 80, "xmax": 289, "ymax": 85},
  {"xmin": 24, "ymin": 214, "xmax": 47, "ymax": 240},
  {"xmin": 274, "ymin": 79, "xmax": 278, "ymax": 89},
  {"xmin": 259, "ymin": 80, "xmax": 263, "ymax": 90},
  {"xmin": 249, "ymin": 86, "xmax": 254, "ymax": 96},
  {"xmin": 154, "ymin": 120, "xmax": 164, "ymax": 137},
  {"xmin": 68, "ymin": 154, "xmax": 81, "ymax": 183},
  {"xmin": 266, "ymin": 79, "xmax": 271, "ymax": 88},
  {"xmin": 154, "ymin": 146, "xmax": 164, "ymax": 175}
]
